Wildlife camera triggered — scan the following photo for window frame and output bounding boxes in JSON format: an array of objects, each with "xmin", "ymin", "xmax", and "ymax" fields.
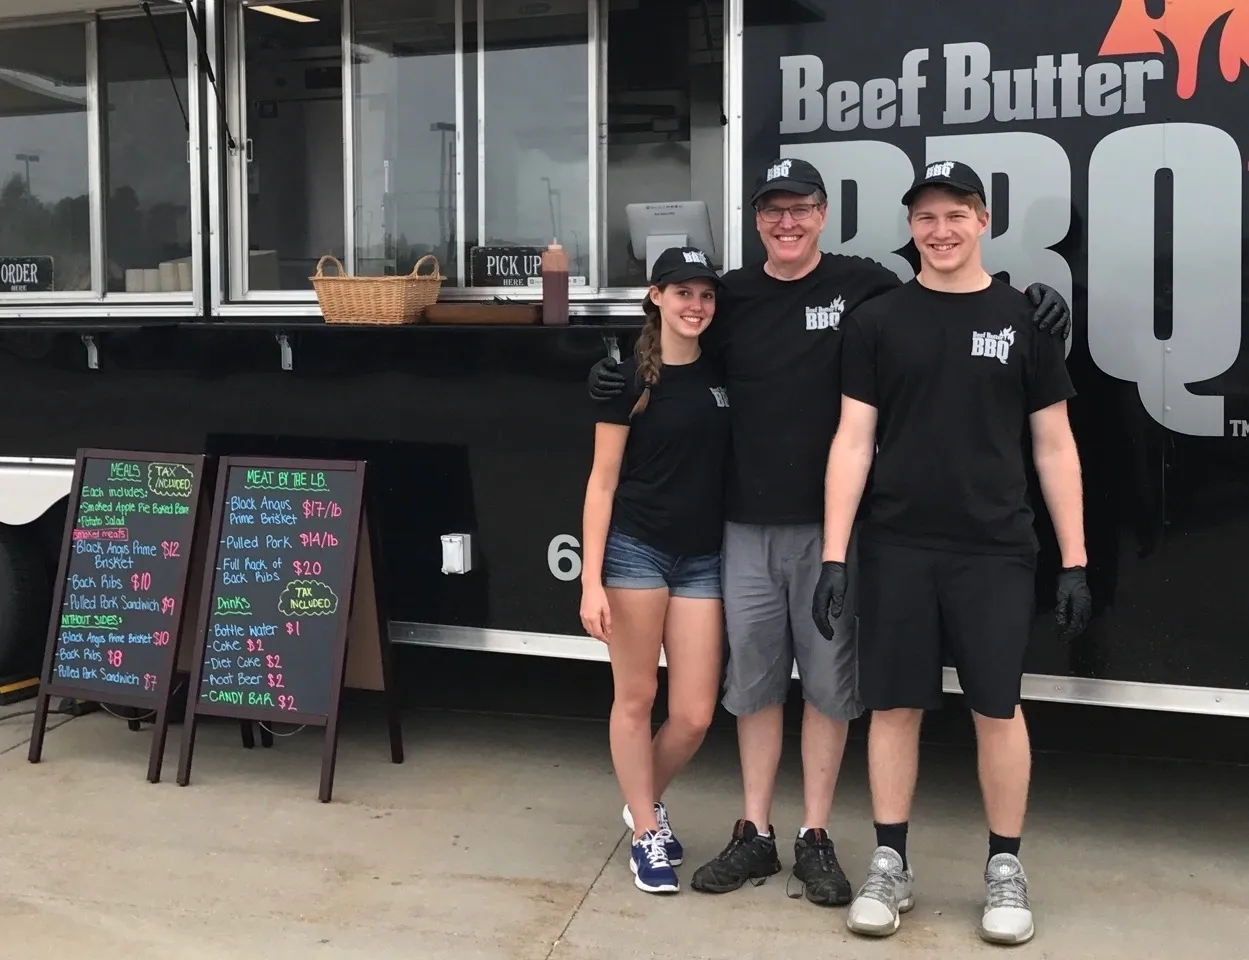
[
  {"xmin": 0, "ymin": 7, "xmax": 204, "ymax": 319},
  {"xmin": 209, "ymin": 0, "xmax": 739, "ymax": 317}
]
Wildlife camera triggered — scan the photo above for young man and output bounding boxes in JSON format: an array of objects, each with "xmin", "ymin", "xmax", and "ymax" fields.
[
  {"xmin": 588, "ymin": 158, "xmax": 1073, "ymax": 907},
  {"xmin": 812, "ymin": 161, "xmax": 1093, "ymax": 944}
]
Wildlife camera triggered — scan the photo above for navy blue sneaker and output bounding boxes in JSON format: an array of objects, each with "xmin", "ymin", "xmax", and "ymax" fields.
[
  {"xmin": 631, "ymin": 830, "xmax": 679, "ymax": 893},
  {"xmin": 623, "ymin": 801, "xmax": 684, "ymax": 865}
]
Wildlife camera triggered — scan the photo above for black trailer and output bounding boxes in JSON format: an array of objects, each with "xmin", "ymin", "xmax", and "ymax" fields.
[{"xmin": 1, "ymin": 0, "xmax": 1248, "ymax": 720}]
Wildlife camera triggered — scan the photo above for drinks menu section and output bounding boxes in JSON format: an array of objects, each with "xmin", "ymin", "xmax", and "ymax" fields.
[
  {"xmin": 198, "ymin": 463, "xmax": 361, "ymax": 720},
  {"xmin": 51, "ymin": 456, "xmax": 199, "ymax": 700}
]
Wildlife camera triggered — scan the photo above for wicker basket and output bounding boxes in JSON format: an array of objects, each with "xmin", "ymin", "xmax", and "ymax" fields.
[{"xmin": 310, "ymin": 254, "xmax": 445, "ymax": 325}]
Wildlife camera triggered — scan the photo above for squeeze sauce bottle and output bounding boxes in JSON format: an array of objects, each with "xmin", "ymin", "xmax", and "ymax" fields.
[{"xmin": 541, "ymin": 240, "xmax": 570, "ymax": 326}]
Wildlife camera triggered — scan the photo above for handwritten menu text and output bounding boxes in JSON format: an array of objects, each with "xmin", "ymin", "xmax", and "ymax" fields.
[
  {"xmin": 52, "ymin": 457, "xmax": 198, "ymax": 699},
  {"xmin": 198, "ymin": 465, "xmax": 359, "ymax": 719}
]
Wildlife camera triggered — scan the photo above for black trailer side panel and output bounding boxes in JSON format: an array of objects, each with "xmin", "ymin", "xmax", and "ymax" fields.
[
  {"xmin": 741, "ymin": 0, "xmax": 1249, "ymax": 691},
  {"xmin": 0, "ymin": 325, "xmax": 610, "ymax": 643}
]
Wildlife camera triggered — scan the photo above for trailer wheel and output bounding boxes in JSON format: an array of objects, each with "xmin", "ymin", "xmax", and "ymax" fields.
[{"xmin": 0, "ymin": 525, "xmax": 51, "ymax": 680}]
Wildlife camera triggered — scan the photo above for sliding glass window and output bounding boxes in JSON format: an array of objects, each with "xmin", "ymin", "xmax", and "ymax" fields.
[
  {"xmin": 229, "ymin": 0, "xmax": 345, "ymax": 294},
  {"xmin": 603, "ymin": 0, "xmax": 725, "ymax": 288},
  {"xmin": 0, "ymin": 11, "xmax": 196, "ymax": 306},
  {"xmin": 100, "ymin": 12, "xmax": 194, "ymax": 295},
  {"xmin": 223, "ymin": 0, "xmax": 725, "ymax": 303},
  {"xmin": 349, "ymin": 0, "xmax": 591, "ymax": 292},
  {"xmin": 350, "ymin": 1, "xmax": 458, "ymax": 283},
  {"xmin": 0, "ymin": 24, "xmax": 90, "ymax": 295},
  {"xmin": 477, "ymin": 1, "xmax": 591, "ymax": 289}
]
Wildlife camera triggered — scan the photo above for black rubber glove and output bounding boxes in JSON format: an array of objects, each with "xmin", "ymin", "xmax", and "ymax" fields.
[
  {"xmin": 1055, "ymin": 565, "xmax": 1093, "ymax": 642},
  {"xmin": 811, "ymin": 561, "xmax": 848, "ymax": 641},
  {"xmin": 588, "ymin": 356, "xmax": 627, "ymax": 402},
  {"xmin": 1024, "ymin": 282, "xmax": 1072, "ymax": 340}
]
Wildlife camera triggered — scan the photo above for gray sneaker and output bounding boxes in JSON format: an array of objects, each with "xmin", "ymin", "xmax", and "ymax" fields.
[
  {"xmin": 846, "ymin": 846, "xmax": 915, "ymax": 937},
  {"xmin": 980, "ymin": 853, "xmax": 1035, "ymax": 944}
]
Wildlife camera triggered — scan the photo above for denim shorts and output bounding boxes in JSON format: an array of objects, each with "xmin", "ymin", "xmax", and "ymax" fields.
[{"xmin": 602, "ymin": 529, "xmax": 722, "ymax": 599}]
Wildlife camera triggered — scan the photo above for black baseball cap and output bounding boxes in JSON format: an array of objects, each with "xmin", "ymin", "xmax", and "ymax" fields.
[
  {"xmin": 901, "ymin": 160, "xmax": 987, "ymax": 207},
  {"xmin": 650, "ymin": 245, "xmax": 723, "ymax": 286},
  {"xmin": 750, "ymin": 157, "xmax": 826, "ymax": 205}
]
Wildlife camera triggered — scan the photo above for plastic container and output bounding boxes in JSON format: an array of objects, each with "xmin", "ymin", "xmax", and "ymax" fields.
[{"xmin": 540, "ymin": 241, "xmax": 570, "ymax": 326}]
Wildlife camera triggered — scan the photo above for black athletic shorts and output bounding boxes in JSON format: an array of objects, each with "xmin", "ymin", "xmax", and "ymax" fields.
[{"xmin": 856, "ymin": 537, "xmax": 1036, "ymax": 720}]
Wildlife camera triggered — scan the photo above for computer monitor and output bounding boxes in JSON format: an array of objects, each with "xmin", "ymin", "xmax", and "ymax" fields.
[{"xmin": 625, "ymin": 201, "xmax": 719, "ymax": 279}]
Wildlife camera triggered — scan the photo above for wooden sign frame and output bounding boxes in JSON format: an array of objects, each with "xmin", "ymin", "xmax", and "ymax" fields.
[
  {"xmin": 28, "ymin": 448, "xmax": 207, "ymax": 783},
  {"xmin": 176, "ymin": 456, "xmax": 403, "ymax": 802}
]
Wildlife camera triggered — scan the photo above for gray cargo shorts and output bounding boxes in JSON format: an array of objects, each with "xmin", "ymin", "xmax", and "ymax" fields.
[{"xmin": 720, "ymin": 521, "xmax": 862, "ymax": 722}]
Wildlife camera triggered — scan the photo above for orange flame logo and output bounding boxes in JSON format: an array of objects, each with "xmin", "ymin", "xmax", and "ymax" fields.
[{"xmin": 1100, "ymin": 0, "xmax": 1249, "ymax": 98}]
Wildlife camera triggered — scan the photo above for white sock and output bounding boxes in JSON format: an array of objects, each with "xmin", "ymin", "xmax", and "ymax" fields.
[{"xmin": 798, "ymin": 826, "xmax": 818, "ymax": 838}]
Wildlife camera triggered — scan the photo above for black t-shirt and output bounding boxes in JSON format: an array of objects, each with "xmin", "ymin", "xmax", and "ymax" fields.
[
  {"xmin": 701, "ymin": 253, "xmax": 901, "ymax": 525},
  {"xmin": 598, "ymin": 352, "xmax": 732, "ymax": 555},
  {"xmin": 841, "ymin": 278, "xmax": 1076, "ymax": 554}
]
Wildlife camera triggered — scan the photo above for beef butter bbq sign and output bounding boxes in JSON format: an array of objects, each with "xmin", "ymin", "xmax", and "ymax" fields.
[
  {"xmin": 28, "ymin": 449, "xmax": 205, "ymax": 782},
  {"xmin": 177, "ymin": 457, "xmax": 368, "ymax": 801}
]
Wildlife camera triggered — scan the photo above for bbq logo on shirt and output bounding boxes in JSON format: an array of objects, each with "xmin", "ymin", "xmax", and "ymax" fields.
[
  {"xmin": 805, "ymin": 297, "xmax": 845, "ymax": 331},
  {"xmin": 971, "ymin": 326, "xmax": 1016, "ymax": 364},
  {"xmin": 709, "ymin": 386, "xmax": 730, "ymax": 408}
]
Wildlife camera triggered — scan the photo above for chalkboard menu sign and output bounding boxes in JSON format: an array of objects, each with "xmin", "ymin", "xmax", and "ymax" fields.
[
  {"xmin": 28, "ymin": 449, "xmax": 205, "ymax": 781},
  {"xmin": 177, "ymin": 457, "xmax": 371, "ymax": 801}
]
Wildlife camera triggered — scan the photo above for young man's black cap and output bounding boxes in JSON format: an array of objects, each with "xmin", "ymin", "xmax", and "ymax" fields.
[
  {"xmin": 901, "ymin": 160, "xmax": 987, "ymax": 207},
  {"xmin": 750, "ymin": 157, "xmax": 827, "ymax": 205}
]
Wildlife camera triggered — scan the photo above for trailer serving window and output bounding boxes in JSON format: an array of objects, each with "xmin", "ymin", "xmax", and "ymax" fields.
[
  {"xmin": 0, "ymin": 3, "xmax": 201, "ymax": 316},
  {"xmin": 212, "ymin": 0, "xmax": 727, "ymax": 313}
]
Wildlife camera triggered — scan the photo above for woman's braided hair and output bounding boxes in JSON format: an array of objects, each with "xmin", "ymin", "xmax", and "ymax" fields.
[{"xmin": 629, "ymin": 292, "xmax": 664, "ymax": 418}]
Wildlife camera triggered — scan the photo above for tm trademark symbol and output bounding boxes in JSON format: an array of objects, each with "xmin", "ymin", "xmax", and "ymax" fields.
[{"xmin": 1229, "ymin": 419, "xmax": 1249, "ymax": 437}]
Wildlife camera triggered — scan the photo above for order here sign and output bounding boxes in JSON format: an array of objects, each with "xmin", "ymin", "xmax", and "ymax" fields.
[{"xmin": 0, "ymin": 256, "xmax": 53, "ymax": 292}]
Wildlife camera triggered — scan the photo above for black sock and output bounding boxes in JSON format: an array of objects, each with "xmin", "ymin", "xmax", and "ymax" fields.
[
  {"xmin": 989, "ymin": 832, "xmax": 1021, "ymax": 862},
  {"xmin": 874, "ymin": 822, "xmax": 909, "ymax": 869}
]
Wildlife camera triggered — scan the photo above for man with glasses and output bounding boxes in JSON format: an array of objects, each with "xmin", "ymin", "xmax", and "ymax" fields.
[{"xmin": 586, "ymin": 157, "xmax": 1072, "ymax": 907}]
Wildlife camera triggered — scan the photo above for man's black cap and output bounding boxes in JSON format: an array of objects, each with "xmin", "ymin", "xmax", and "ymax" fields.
[
  {"xmin": 901, "ymin": 160, "xmax": 987, "ymax": 206},
  {"xmin": 650, "ymin": 245, "xmax": 723, "ymax": 287},
  {"xmin": 750, "ymin": 157, "xmax": 826, "ymax": 205}
]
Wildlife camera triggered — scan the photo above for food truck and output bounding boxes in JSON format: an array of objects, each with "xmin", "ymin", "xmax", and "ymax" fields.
[{"xmin": 0, "ymin": 0, "xmax": 1247, "ymax": 718}]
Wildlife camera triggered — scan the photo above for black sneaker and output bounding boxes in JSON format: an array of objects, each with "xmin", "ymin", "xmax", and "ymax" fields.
[
  {"xmin": 792, "ymin": 828, "xmax": 853, "ymax": 905},
  {"xmin": 690, "ymin": 819, "xmax": 783, "ymax": 893}
]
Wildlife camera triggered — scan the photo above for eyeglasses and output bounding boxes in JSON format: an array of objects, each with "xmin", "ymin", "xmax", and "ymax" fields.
[{"xmin": 756, "ymin": 203, "xmax": 823, "ymax": 223}]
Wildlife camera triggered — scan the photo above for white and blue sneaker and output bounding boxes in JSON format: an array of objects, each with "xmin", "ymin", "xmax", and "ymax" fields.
[
  {"xmin": 630, "ymin": 830, "xmax": 679, "ymax": 893},
  {"xmin": 622, "ymin": 800, "xmax": 683, "ymax": 865}
]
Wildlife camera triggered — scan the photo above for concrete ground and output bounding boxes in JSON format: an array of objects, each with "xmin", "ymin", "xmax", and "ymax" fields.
[{"xmin": 1, "ymin": 699, "xmax": 1247, "ymax": 960}]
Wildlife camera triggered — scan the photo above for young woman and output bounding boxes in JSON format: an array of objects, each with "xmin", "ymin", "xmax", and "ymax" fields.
[{"xmin": 579, "ymin": 245, "xmax": 731, "ymax": 895}]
